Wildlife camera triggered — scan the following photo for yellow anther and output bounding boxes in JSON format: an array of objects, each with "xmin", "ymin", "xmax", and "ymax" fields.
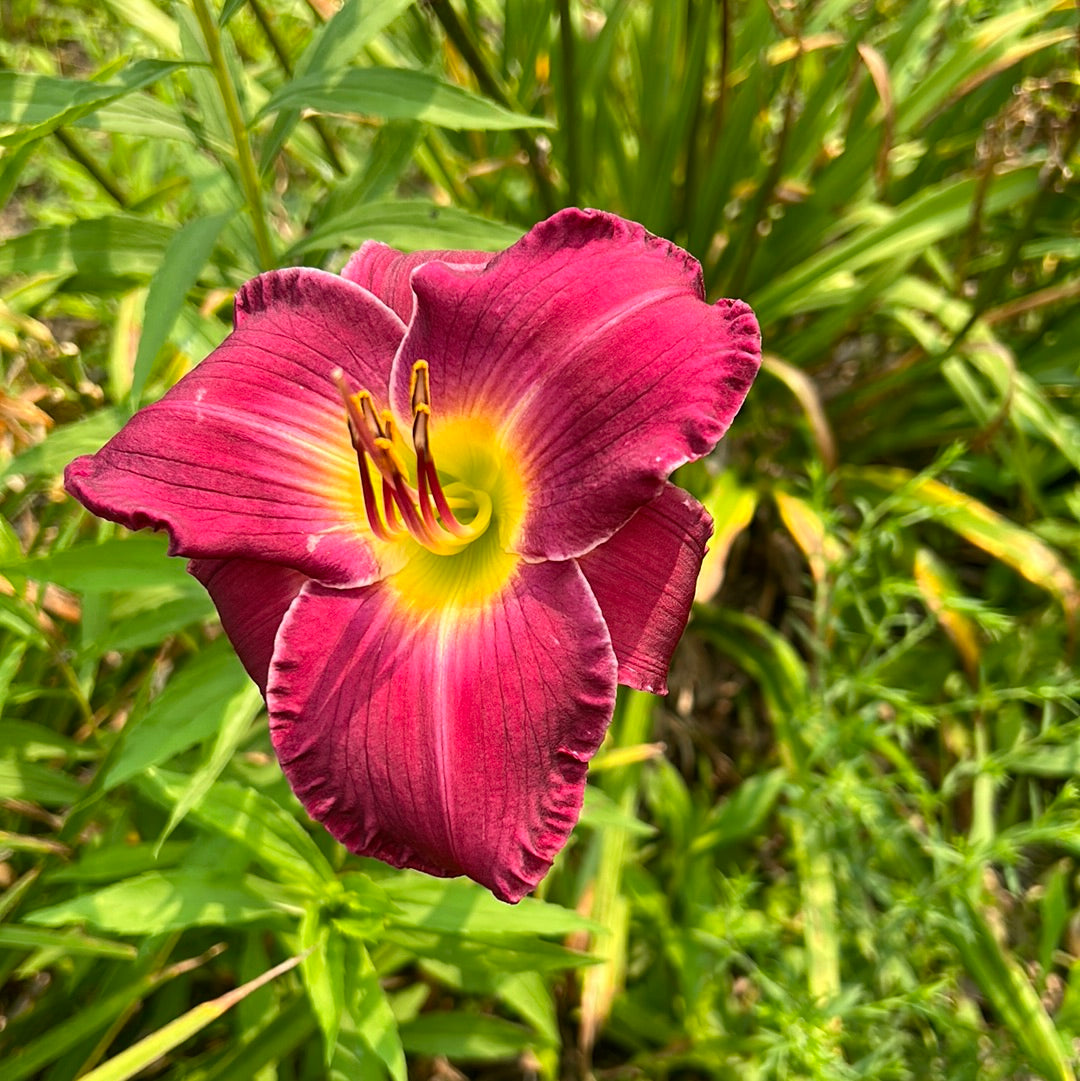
[
  {"xmin": 410, "ymin": 360, "xmax": 431, "ymax": 412},
  {"xmin": 374, "ymin": 436, "xmax": 409, "ymax": 479},
  {"xmin": 356, "ymin": 391, "xmax": 385, "ymax": 438},
  {"xmin": 380, "ymin": 410, "xmax": 404, "ymax": 451}
]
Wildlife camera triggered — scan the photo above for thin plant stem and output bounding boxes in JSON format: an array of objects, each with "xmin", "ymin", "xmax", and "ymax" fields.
[
  {"xmin": 0, "ymin": 57, "xmax": 127, "ymax": 208},
  {"xmin": 75, "ymin": 933, "xmax": 183, "ymax": 1077},
  {"xmin": 420, "ymin": 134, "xmax": 473, "ymax": 207},
  {"xmin": 557, "ymin": 0, "xmax": 579, "ymax": 205},
  {"xmin": 580, "ymin": 690, "xmax": 654, "ymax": 1064},
  {"xmin": 677, "ymin": 0, "xmax": 711, "ymax": 240},
  {"xmin": 54, "ymin": 129, "xmax": 128, "ymax": 208},
  {"xmin": 191, "ymin": 0, "xmax": 276, "ymax": 270},
  {"xmin": 705, "ymin": 0, "xmax": 730, "ymax": 162},
  {"xmin": 246, "ymin": 0, "xmax": 294, "ymax": 73}
]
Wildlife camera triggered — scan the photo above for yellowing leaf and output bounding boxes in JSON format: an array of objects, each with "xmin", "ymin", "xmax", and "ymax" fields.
[
  {"xmin": 762, "ymin": 355, "xmax": 838, "ymax": 470},
  {"xmin": 851, "ymin": 466, "xmax": 1079, "ymax": 622},
  {"xmin": 913, "ymin": 547, "xmax": 981, "ymax": 681},
  {"xmin": 77, "ymin": 953, "xmax": 307, "ymax": 1081},
  {"xmin": 766, "ymin": 33, "xmax": 843, "ymax": 65},
  {"xmin": 696, "ymin": 474, "xmax": 757, "ymax": 602},
  {"xmin": 773, "ymin": 489, "xmax": 844, "ymax": 586}
]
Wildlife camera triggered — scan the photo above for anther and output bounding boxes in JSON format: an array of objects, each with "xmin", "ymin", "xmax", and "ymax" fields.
[
  {"xmin": 373, "ymin": 436, "xmax": 409, "ymax": 480},
  {"xmin": 410, "ymin": 360, "xmax": 430, "ymax": 411},
  {"xmin": 358, "ymin": 392, "xmax": 385, "ymax": 439}
]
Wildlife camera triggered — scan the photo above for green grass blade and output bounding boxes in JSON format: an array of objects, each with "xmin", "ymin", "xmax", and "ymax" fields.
[
  {"xmin": 128, "ymin": 211, "xmax": 231, "ymax": 407},
  {"xmin": 260, "ymin": 68, "xmax": 554, "ymax": 132},
  {"xmin": 0, "ymin": 61, "xmax": 185, "ymax": 148},
  {"xmin": 848, "ymin": 465, "xmax": 1079, "ymax": 619},
  {"xmin": 0, "ymin": 925, "xmax": 137, "ymax": 959},
  {"xmin": 75, "ymin": 953, "xmax": 306, "ymax": 1081},
  {"xmin": 945, "ymin": 894, "xmax": 1076, "ymax": 1081}
]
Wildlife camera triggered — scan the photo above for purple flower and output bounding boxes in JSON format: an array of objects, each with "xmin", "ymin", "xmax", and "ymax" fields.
[{"xmin": 66, "ymin": 209, "xmax": 760, "ymax": 903}]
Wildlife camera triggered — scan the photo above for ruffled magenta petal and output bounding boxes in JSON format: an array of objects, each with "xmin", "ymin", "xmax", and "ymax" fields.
[
  {"xmin": 65, "ymin": 269, "xmax": 405, "ymax": 587},
  {"xmin": 577, "ymin": 484, "xmax": 711, "ymax": 695},
  {"xmin": 341, "ymin": 241, "xmax": 491, "ymax": 323},
  {"xmin": 388, "ymin": 208, "xmax": 760, "ymax": 560},
  {"xmin": 189, "ymin": 558, "xmax": 307, "ymax": 694},
  {"xmin": 266, "ymin": 561, "xmax": 617, "ymax": 903}
]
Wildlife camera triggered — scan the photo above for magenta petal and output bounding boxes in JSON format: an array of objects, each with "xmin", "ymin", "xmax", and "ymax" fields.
[
  {"xmin": 267, "ymin": 561, "xmax": 617, "ymax": 903},
  {"xmin": 189, "ymin": 558, "xmax": 307, "ymax": 694},
  {"xmin": 65, "ymin": 269, "xmax": 405, "ymax": 586},
  {"xmin": 389, "ymin": 208, "xmax": 761, "ymax": 560},
  {"xmin": 341, "ymin": 241, "xmax": 491, "ymax": 323},
  {"xmin": 577, "ymin": 484, "xmax": 711, "ymax": 695}
]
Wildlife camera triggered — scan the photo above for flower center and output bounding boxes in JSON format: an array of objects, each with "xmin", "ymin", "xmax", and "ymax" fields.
[
  {"xmin": 333, "ymin": 361, "xmax": 493, "ymax": 558},
  {"xmin": 334, "ymin": 361, "xmax": 525, "ymax": 611}
]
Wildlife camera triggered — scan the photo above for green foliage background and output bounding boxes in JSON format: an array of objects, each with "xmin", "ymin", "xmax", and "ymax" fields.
[{"xmin": 0, "ymin": 0, "xmax": 1078, "ymax": 1077}]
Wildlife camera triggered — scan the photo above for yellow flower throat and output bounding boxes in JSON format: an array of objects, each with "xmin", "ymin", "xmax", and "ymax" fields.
[{"xmin": 333, "ymin": 360, "xmax": 524, "ymax": 610}]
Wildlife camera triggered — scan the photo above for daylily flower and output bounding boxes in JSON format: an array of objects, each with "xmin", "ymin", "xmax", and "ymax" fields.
[{"xmin": 65, "ymin": 209, "xmax": 760, "ymax": 903}]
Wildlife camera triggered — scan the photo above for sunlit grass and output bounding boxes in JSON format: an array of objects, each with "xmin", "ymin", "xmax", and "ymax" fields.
[{"xmin": 1, "ymin": 0, "xmax": 1078, "ymax": 1078}]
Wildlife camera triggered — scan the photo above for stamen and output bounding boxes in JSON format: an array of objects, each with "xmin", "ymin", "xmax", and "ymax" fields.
[
  {"xmin": 333, "ymin": 362, "xmax": 492, "ymax": 555},
  {"xmin": 381, "ymin": 477, "xmax": 402, "ymax": 533},
  {"xmin": 358, "ymin": 457, "xmax": 395, "ymax": 542},
  {"xmin": 374, "ymin": 435, "xmax": 410, "ymax": 481},
  {"xmin": 410, "ymin": 360, "xmax": 430, "ymax": 412},
  {"xmin": 333, "ymin": 374, "xmax": 388, "ymax": 477},
  {"xmin": 386, "ymin": 471, "xmax": 433, "ymax": 543},
  {"xmin": 381, "ymin": 410, "xmax": 405, "ymax": 457},
  {"xmin": 423, "ymin": 458, "xmax": 472, "ymax": 539},
  {"xmin": 409, "ymin": 361, "xmax": 473, "ymax": 539}
]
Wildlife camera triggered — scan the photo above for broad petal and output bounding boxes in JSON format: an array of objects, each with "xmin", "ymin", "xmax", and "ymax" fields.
[
  {"xmin": 341, "ymin": 241, "xmax": 491, "ymax": 323},
  {"xmin": 66, "ymin": 270, "xmax": 404, "ymax": 587},
  {"xmin": 577, "ymin": 484, "xmax": 711, "ymax": 695},
  {"xmin": 189, "ymin": 558, "xmax": 307, "ymax": 694},
  {"xmin": 389, "ymin": 208, "xmax": 760, "ymax": 560},
  {"xmin": 267, "ymin": 560, "xmax": 617, "ymax": 903}
]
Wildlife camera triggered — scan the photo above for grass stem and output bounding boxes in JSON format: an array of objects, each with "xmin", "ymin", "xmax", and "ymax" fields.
[
  {"xmin": 53, "ymin": 129, "xmax": 128, "ymax": 208},
  {"xmin": 191, "ymin": 0, "xmax": 276, "ymax": 270},
  {"xmin": 556, "ymin": 0, "xmax": 579, "ymax": 205}
]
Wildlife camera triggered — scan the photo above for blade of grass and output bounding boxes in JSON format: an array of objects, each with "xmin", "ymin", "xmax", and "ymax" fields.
[
  {"xmin": 190, "ymin": 0, "xmax": 275, "ymax": 269},
  {"xmin": 580, "ymin": 690, "xmax": 654, "ymax": 1057},
  {"xmin": 944, "ymin": 894, "xmax": 1076, "ymax": 1081},
  {"xmin": 5, "ymin": 944, "xmax": 219, "ymax": 1081},
  {"xmin": 76, "ymin": 952, "xmax": 308, "ymax": 1081},
  {"xmin": 128, "ymin": 211, "xmax": 231, "ymax": 408}
]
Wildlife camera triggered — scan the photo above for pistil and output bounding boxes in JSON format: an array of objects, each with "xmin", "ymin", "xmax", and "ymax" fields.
[{"xmin": 333, "ymin": 364, "xmax": 490, "ymax": 556}]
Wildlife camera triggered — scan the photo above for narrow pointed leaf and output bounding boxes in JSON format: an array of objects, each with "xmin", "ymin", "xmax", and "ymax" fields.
[
  {"xmin": 0, "ymin": 925, "xmax": 137, "ymax": 959},
  {"xmin": 260, "ymin": 68, "xmax": 553, "ymax": 131},
  {"xmin": 129, "ymin": 211, "xmax": 232, "ymax": 406},
  {"xmin": 75, "ymin": 953, "xmax": 306, "ymax": 1081},
  {"xmin": 0, "ymin": 61, "xmax": 185, "ymax": 148},
  {"xmin": 140, "ymin": 769, "xmax": 337, "ymax": 884},
  {"xmin": 350, "ymin": 940, "xmax": 407, "ymax": 1081},
  {"xmin": 25, "ymin": 870, "xmax": 287, "ymax": 934}
]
